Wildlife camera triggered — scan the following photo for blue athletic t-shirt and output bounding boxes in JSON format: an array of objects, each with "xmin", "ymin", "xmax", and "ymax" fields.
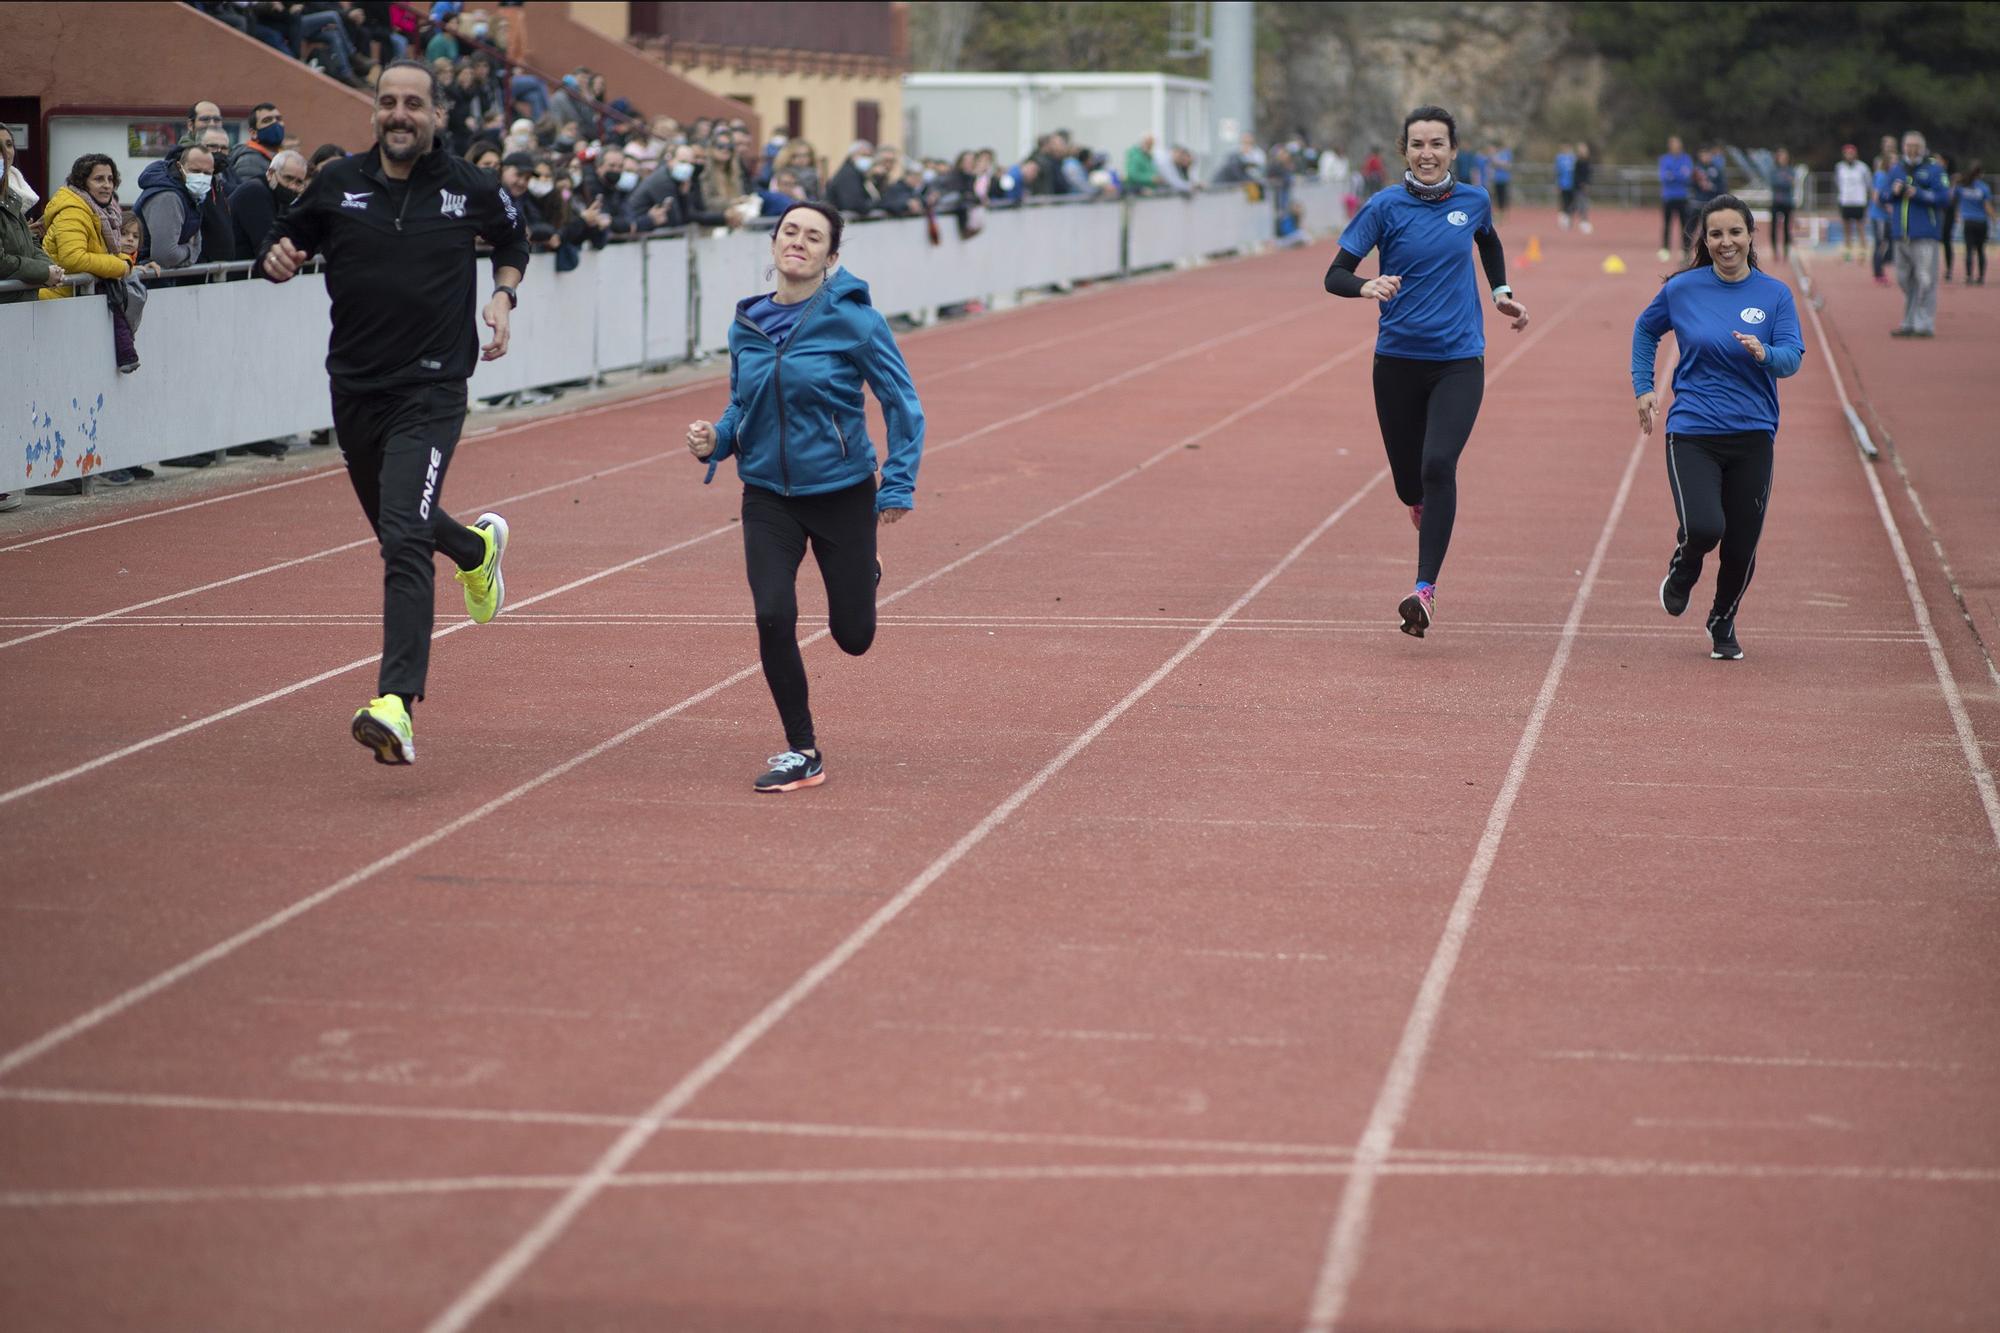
[
  {"xmin": 745, "ymin": 292, "xmax": 810, "ymax": 346},
  {"xmin": 1659, "ymin": 153, "xmax": 1693, "ymax": 201},
  {"xmin": 1630, "ymin": 267, "xmax": 1803, "ymax": 437},
  {"xmin": 1958, "ymin": 180, "xmax": 1992, "ymax": 221},
  {"xmin": 1337, "ymin": 183, "xmax": 1493, "ymax": 361}
]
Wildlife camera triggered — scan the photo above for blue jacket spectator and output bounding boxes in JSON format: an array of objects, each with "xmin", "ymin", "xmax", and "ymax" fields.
[
  {"xmin": 135, "ymin": 148, "xmax": 214, "ymax": 269},
  {"xmin": 1659, "ymin": 147, "xmax": 1693, "ymax": 201},
  {"xmin": 1881, "ymin": 155, "xmax": 1952, "ymax": 240}
]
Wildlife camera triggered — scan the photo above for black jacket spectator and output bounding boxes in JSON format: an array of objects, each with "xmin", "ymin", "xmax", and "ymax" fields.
[
  {"xmin": 229, "ymin": 150, "xmax": 306, "ymax": 256},
  {"xmin": 827, "ymin": 159, "xmax": 881, "ymax": 216}
]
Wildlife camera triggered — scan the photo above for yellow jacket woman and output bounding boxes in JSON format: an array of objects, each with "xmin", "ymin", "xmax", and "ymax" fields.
[{"xmin": 39, "ymin": 158, "xmax": 135, "ymax": 300}]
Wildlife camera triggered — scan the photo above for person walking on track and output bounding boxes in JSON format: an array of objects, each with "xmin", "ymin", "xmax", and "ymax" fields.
[
  {"xmin": 1658, "ymin": 135, "xmax": 1695, "ymax": 262},
  {"xmin": 1955, "ymin": 161, "xmax": 1992, "ymax": 285},
  {"xmin": 1323, "ymin": 104, "xmax": 1529, "ymax": 639},
  {"xmin": 1882, "ymin": 129, "xmax": 1951, "ymax": 338},
  {"xmin": 1631, "ymin": 194, "xmax": 1802, "ymax": 662},
  {"xmin": 685, "ymin": 201, "xmax": 925, "ymax": 792},
  {"xmin": 259, "ymin": 60, "xmax": 528, "ymax": 765}
]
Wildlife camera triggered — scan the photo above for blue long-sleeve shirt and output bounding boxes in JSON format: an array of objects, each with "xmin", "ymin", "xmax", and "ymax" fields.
[
  {"xmin": 1659, "ymin": 152, "xmax": 1693, "ymax": 201},
  {"xmin": 1631, "ymin": 266, "xmax": 1802, "ymax": 437},
  {"xmin": 1879, "ymin": 158, "xmax": 1953, "ymax": 239}
]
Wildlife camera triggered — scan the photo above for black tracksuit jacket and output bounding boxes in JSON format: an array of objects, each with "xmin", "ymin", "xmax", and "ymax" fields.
[{"xmin": 256, "ymin": 144, "xmax": 530, "ymax": 393}]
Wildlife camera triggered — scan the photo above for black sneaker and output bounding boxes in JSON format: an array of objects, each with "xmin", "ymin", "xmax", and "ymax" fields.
[
  {"xmin": 1659, "ymin": 562, "xmax": 1695, "ymax": 617},
  {"xmin": 755, "ymin": 748, "xmax": 825, "ymax": 793},
  {"xmin": 161, "ymin": 453, "xmax": 216, "ymax": 468},
  {"xmin": 1708, "ymin": 615, "xmax": 1743, "ymax": 661}
]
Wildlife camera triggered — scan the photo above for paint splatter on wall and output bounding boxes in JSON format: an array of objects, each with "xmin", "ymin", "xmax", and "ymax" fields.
[{"xmin": 21, "ymin": 395, "xmax": 104, "ymax": 479}]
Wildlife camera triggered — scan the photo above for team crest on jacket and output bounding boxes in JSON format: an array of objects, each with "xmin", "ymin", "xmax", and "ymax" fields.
[
  {"xmin": 440, "ymin": 190, "xmax": 466, "ymax": 218},
  {"xmin": 1447, "ymin": 210, "xmax": 1469, "ymax": 226},
  {"xmin": 1739, "ymin": 307, "xmax": 1767, "ymax": 324}
]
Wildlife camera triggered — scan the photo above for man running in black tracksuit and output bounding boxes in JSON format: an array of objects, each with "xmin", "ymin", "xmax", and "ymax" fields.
[{"xmin": 258, "ymin": 60, "xmax": 529, "ymax": 766}]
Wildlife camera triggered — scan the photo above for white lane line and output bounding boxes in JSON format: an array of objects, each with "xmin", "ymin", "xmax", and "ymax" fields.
[
  {"xmin": 0, "ymin": 329, "xmax": 1376, "ymax": 1078},
  {"xmin": 0, "ymin": 300, "xmax": 1338, "ymax": 808},
  {"xmin": 1541, "ymin": 1049, "xmax": 1964, "ymax": 1073},
  {"xmin": 13, "ymin": 1154, "xmax": 2000, "ymax": 1210},
  {"xmin": 870, "ymin": 1020, "xmax": 1302, "ymax": 1049},
  {"xmin": 1633, "ymin": 1115, "xmax": 1853, "ymax": 1131},
  {"xmin": 0, "ymin": 1085, "xmax": 1375, "ymax": 1159},
  {"xmin": 0, "ymin": 451, "xmax": 678, "ymax": 652},
  {"xmin": 424, "ymin": 462, "xmax": 1393, "ymax": 1333},
  {"xmin": 1300, "ymin": 429, "xmax": 1652, "ymax": 1333},
  {"xmin": 0, "ymin": 521, "xmax": 738, "ymax": 812},
  {"xmin": 1792, "ymin": 254, "xmax": 2000, "ymax": 693},
  {"xmin": 1792, "ymin": 256, "xmax": 2000, "ymax": 849}
]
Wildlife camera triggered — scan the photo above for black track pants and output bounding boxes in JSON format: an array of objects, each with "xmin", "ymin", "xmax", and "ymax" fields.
[
  {"xmin": 742, "ymin": 478, "xmax": 878, "ymax": 751},
  {"xmin": 1372, "ymin": 353, "xmax": 1484, "ymax": 586},
  {"xmin": 1663, "ymin": 431, "xmax": 1774, "ymax": 623},
  {"xmin": 1965, "ymin": 221, "xmax": 1988, "ymax": 282},
  {"xmin": 331, "ymin": 382, "xmax": 486, "ymax": 701},
  {"xmin": 1662, "ymin": 198, "xmax": 1688, "ymax": 252}
]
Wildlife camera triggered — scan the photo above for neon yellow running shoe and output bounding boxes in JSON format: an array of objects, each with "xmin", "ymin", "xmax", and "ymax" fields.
[
  {"xmin": 351, "ymin": 695, "xmax": 415, "ymax": 765},
  {"xmin": 456, "ymin": 512, "xmax": 509, "ymax": 624}
]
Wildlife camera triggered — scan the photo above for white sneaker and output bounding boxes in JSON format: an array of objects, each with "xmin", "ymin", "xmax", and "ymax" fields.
[
  {"xmin": 1580, "ymin": 220, "xmax": 1593, "ymax": 234},
  {"xmin": 0, "ymin": 492, "xmax": 21, "ymax": 513}
]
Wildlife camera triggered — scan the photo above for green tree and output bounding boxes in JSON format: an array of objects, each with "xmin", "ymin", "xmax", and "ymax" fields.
[
  {"xmin": 914, "ymin": 1, "xmax": 1203, "ymax": 75},
  {"xmin": 1572, "ymin": 1, "xmax": 2000, "ymax": 162}
]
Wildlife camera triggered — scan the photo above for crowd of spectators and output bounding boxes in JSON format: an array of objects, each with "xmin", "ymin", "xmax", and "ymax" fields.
[{"xmin": 4, "ymin": 0, "xmax": 1347, "ymax": 505}]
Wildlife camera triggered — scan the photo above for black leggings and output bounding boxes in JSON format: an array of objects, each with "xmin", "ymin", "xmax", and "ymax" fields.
[
  {"xmin": 331, "ymin": 382, "xmax": 486, "ymax": 701},
  {"xmin": 1373, "ymin": 354, "xmax": 1484, "ymax": 586},
  {"xmin": 1943, "ymin": 222, "xmax": 1956, "ymax": 277},
  {"xmin": 1662, "ymin": 198, "xmax": 1688, "ymax": 251},
  {"xmin": 743, "ymin": 478, "xmax": 878, "ymax": 752},
  {"xmin": 1966, "ymin": 220, "xmax": 1989, "ymax": 281},
  {"xmin": 1663, "ymin": 431, "xmax": 1773, "ymax": 623},
  {"xmin": 1769, "ymin": 205, "xmax": 1793, "ymax": 259}
]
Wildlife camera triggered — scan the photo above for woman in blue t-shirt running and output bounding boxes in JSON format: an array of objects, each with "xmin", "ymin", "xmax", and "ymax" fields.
[
  {"xmin": 686, "ymin": 201, "xmax": 926, "ymax": 792},
  {"xmin": 1630, "ymin": 195, "xmax": 1803, "ymax": 661},
  {"xmin": 1324, "ymin": 104, "xmax": 1530, "ymax": 638}
]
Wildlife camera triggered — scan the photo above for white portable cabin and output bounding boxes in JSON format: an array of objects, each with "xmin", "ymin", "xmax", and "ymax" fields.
[{"xmin": 902, "ymin": 72, "xmax": 1214, "ymax": 173}]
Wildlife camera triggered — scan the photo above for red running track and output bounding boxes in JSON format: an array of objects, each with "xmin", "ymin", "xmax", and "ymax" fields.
[{"xmin": 1, "ymin": 208, "xmax": 1996, "ymax": 1331}]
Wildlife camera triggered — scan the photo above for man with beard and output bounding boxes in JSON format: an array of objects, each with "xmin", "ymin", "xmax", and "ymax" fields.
[{"xmin": 257, "ymin": 61, "xmax": 529, "ymax": 766}]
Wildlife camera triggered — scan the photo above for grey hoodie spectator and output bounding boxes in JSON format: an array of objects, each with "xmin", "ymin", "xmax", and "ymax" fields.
[
  {"xmin": 136, "ymin": 145, "xmax": 216, "ymax": 272},
  {"xmin": 228, "ymin": 103, "xmax": 286, "ymax": 183}
]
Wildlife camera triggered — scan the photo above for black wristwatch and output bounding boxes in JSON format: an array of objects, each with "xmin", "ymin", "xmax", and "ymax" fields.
[{"xmin": 494, "ymin": 284, "xmax": 518, "ymax": 309}]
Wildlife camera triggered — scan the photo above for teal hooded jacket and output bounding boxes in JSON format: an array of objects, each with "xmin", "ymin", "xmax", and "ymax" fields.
[{"xmin": 705, "ymin": 268, "xmax": 925, "ymax": 512}]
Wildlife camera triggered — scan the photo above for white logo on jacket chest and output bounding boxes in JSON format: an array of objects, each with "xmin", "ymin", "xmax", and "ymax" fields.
[
  {"xmin": 1447, "ymin": 210, "xmax": 1469, "ymax": 227},
  {"xmin": 341, "ymin": 191, "xmax": 371, "ymax": 210},
  {"xmin": 439, "ymin": 190, "xmax": 466, "ymax": 218},
  {"xmin": 1739, "ymin": 307, "xmax": 1767, "ymax": 324}
]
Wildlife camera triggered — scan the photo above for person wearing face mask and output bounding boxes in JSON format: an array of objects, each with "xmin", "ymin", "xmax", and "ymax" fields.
[
  {"xmin": 230, "ymin": 149, "xmax": 310, "ymax": 266},
  {"xmin": 498, "ymin": 152, "xmax": 559, "ymax": 253},
  {"xmin": 195, "ymin": 127, "xmax": 242, "ymax": 265},
  {"xmin": 229, "ymin": 104, "xmax": 288, "ymax": 184},
  {"xmin": 621, "ymin": 145, "xmax": 711, "ymax": 233},
  {"xmin": 684, "ymin": 202, "xmax": 926, "ymax": 793},
  {"xmin": 1323, "ymin": 105, "xmax": 1529, "ymax": 639},
  {"xmin": 1631, "ymin": 195, "xmax": 1802, "ymax": 662},
  {"xmin": 827, "ymin": 140, "xmax": 881, "ymax": 217},
  {"xmin": 134, "ymin": 143, "xmax": 216, "ymax": 275}
]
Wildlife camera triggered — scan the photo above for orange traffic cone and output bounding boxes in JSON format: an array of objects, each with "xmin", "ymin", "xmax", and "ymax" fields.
[{"xmin": 1524, "ymin": 235, "xmax": 1543, "ymax": 265}]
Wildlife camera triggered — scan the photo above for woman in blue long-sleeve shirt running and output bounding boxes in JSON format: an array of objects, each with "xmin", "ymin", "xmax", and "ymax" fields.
[{"xmin": 1631, "ymin": 194, "xmax": 1802, "ymax": 661}]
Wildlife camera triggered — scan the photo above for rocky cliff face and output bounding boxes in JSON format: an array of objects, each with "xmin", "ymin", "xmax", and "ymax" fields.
[{"xmin": 1261, "ymin": 1, "xmax": 1604, "ymax": 156}]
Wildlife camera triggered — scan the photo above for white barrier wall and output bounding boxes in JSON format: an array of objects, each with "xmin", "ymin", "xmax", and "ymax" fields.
[{"xmin": 5, "ymin": 194, "xmax": 1310, "ymax": 488}]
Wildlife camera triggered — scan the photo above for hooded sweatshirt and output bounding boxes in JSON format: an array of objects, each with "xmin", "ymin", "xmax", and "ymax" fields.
[
  {"xmin": 706, "ymin": 267, "xmax": 925, "ymax": 512},
  {"xmin": 134, "ymin": 157, "xmax": 203, "ymax": 268}
]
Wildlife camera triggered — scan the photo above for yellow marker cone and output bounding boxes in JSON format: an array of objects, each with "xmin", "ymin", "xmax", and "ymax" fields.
[
  {"xmin": 1601, "ymin": 254, "xmax": 1627, "ymax": 274},
  {"xmin": 1524, "ymin": 235, "xmax": 1543, "ymax": 265}
]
